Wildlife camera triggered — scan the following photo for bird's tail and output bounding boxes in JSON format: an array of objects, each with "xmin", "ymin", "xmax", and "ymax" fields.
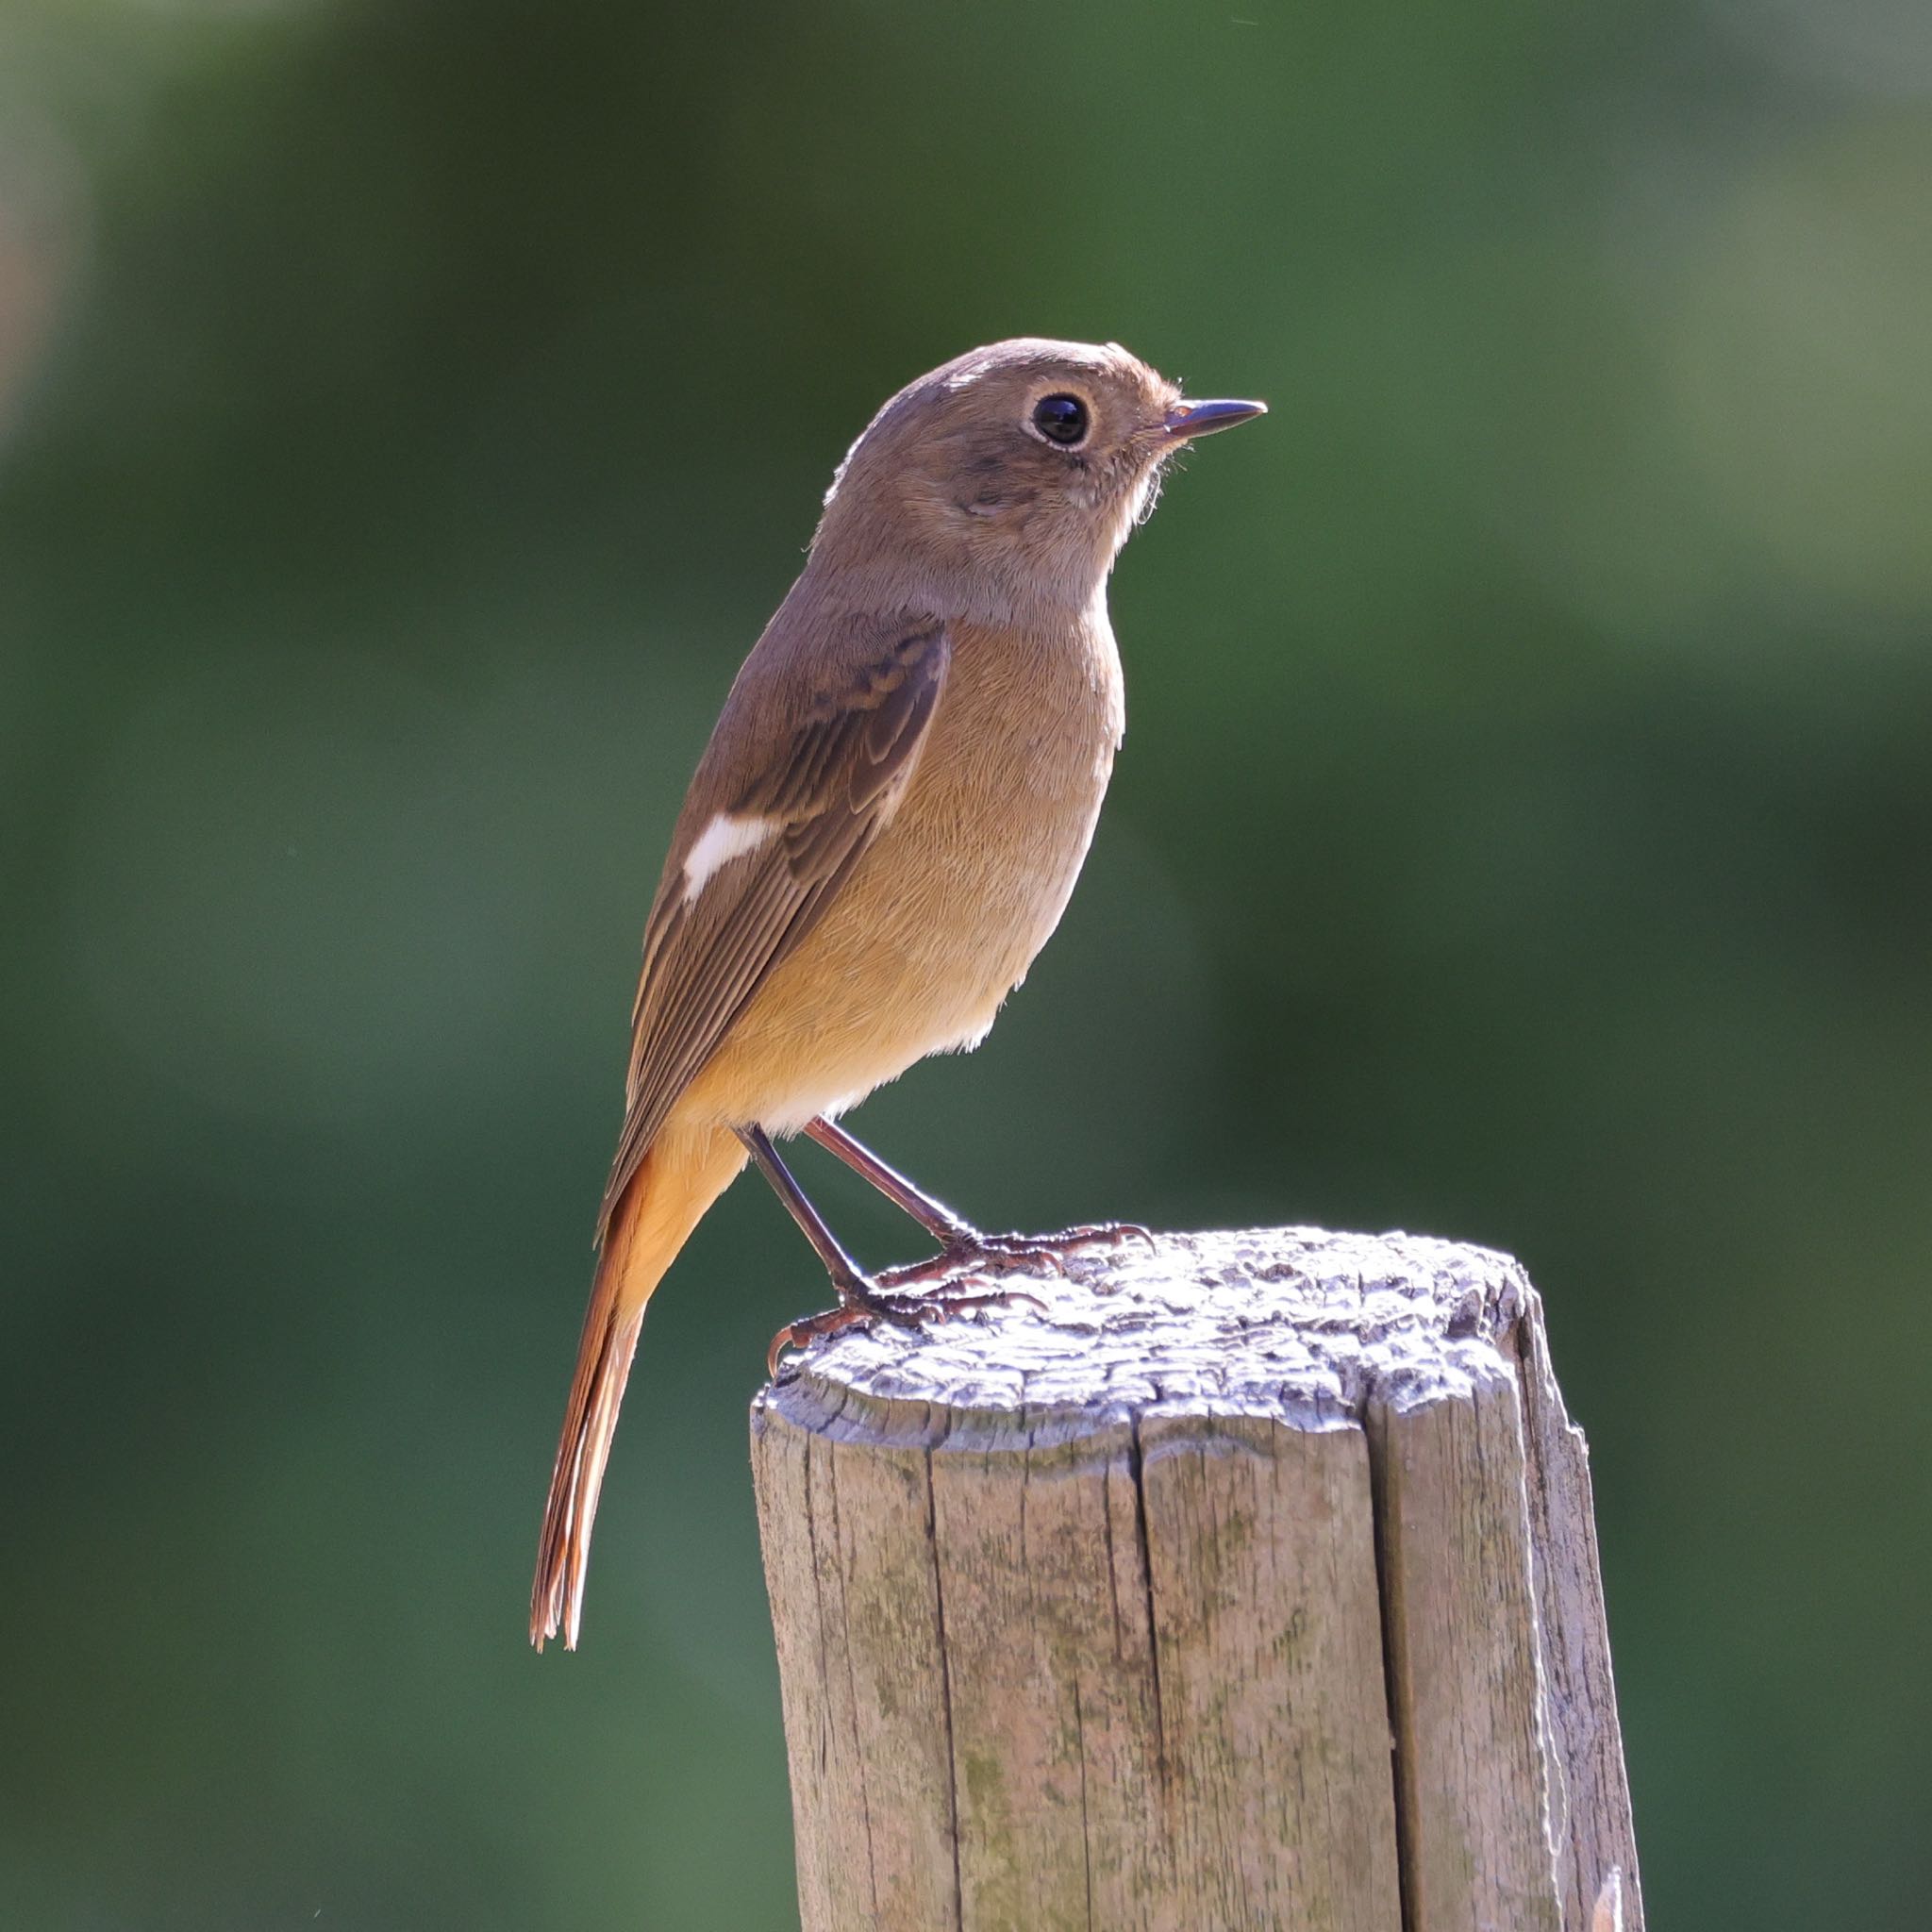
[{"xmin": 530, "ymin": 1124, "xmax": 746, "ymax": 1651}]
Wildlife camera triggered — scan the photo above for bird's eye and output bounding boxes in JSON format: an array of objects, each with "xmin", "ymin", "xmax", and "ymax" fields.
[{"xmin": 1031, "ymin": 393, "xmax": 1090, "ymax": 445}]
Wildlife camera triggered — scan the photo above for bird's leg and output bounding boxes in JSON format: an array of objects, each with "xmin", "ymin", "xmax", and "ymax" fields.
[
  {"xmin": 739, "ymin": 1124, "xmax": 871, "ymax": 1298},
  {"xmin": 803, "ymin": 1115, "xmax": 1156, "ymax": 1291},
  {"xmin": 738, "ymin": 1126, "xmax": 1041, "ymax": 1378},
  {"xmin": 803, "ymin": 1116, "xmax": 977, "ymax": 1244}
]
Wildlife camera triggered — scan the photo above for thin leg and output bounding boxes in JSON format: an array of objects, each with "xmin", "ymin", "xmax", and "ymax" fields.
[
  {"xmin": 804, "ymin": 1117, "xmax": 976, "ymax": 1244},
  {"xmin": 739, "ymin": 1124, "xmax": 1044, "ymax": 1378},
  {"xmin": 804, "ymin": 1113, "xmax": 1158, "ymax": 1293},
  {"xmin": 737, "ymin": 1125, "xmax": 868, "ymax": 1297}
]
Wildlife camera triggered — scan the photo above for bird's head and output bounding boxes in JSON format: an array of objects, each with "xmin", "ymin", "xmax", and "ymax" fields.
[{"xmin": 813, "ymin": 339, "xmax": 1264, "ymax": 616}]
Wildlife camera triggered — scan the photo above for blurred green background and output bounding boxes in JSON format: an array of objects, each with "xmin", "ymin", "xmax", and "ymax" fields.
[{"xmin": 2, "ymin": 0, "xmax": 1928, "ymax": 1925}]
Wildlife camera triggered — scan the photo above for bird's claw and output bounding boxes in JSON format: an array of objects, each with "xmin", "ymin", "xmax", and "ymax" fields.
[
  {"xmin": 765, "ymin": 1280, "xmax": 1046, "ymax": 1379},
  {"xmin": 875, "ymin": 1221, "xmax": 1156, "ymax": 1293},
  {"xmin": 764, "ymin": 1224, "xmax": 1157, "ymax": 1377},
  {"xmin": 1048, "ymin": 1219, "xmax": 1159, "ymax": 1256}
]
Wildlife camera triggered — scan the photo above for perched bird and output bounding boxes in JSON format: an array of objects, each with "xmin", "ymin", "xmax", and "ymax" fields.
[{"xmin": 532, "ymin": 339, "xmax": 1264, "ymax": 1649}]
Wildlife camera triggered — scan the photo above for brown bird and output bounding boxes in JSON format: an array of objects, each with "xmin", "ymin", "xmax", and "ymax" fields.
[{"xmin": 531, "ymin": 339, "xmax": 1264, "ymax": 1649}]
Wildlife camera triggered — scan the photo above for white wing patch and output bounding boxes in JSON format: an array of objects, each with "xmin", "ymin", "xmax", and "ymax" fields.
[{"xmin": 681, "ymin": 811, "xmax": 780, "ymax": 901}]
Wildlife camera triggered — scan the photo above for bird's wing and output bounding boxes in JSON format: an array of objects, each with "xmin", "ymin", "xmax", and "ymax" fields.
[{"xmin": 595, "ymin": 618, "xmax": 951, "ymax": 1241}]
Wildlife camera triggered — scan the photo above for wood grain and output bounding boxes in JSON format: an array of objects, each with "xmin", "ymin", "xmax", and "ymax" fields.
[{"xmin": 750, "ymin": 1227, "xmax": 1641, "ymax": 1931}]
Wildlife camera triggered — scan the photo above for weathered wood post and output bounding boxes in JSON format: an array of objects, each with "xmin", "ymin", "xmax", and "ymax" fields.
[{"xmin": 750, "ymin": 1227, "xmax": 1641, "ymax": 1931}]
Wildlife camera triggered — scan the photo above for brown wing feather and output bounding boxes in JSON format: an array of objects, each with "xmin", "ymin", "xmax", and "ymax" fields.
[{"xmin": 595, "ymin": 621, "xmax": 949, "ymax": 1240}]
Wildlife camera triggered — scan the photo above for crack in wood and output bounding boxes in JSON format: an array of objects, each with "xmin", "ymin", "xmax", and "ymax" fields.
[{"xmin": 752, "ymin": 1226, "xmax": 1641, "ymax": 1931}]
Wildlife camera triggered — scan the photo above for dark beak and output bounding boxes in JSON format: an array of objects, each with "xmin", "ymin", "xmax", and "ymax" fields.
[{"xmin": 1162, "ymin": 397, "xmax": 1268, "ymax": 441}]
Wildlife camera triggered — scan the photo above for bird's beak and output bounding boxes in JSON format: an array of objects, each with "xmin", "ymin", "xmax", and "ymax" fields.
[{"xmin": 1162, "ymin": 397, "xmax": 1268, "ymax": 441}]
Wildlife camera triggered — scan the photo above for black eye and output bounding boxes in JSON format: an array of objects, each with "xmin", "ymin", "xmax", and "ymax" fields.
[{"xmin": 1031, "ymin": 393, "xmax": 1089, "ymax": 445}]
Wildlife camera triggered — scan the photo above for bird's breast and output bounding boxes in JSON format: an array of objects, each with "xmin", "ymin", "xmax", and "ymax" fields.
[
  {"xmin": 684, "ymin": 605, "xmax": 1125, "ymax": 1132},
  {"xmin": 882, "ymin": 608, "xmax": 1125, "ymax": 982}
]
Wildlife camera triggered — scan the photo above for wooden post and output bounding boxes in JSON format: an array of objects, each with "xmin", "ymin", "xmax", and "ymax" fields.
[{"xmin": 750, "ymin": 1227, "xmax": 1641, "ymax": 1932}]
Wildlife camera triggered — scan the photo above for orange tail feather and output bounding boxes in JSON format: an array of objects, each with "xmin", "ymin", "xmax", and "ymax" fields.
[{"xmin": 530, "ymin": 1125, "xmax": 745, "ymax": 1651}]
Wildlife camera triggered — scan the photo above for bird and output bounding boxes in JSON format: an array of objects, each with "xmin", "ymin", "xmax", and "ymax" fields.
[{"xmin": 531, "ymin": 338, "xmax": 1264, "ymax": 1649}]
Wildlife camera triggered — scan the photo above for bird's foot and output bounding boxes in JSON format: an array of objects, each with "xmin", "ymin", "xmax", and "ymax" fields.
[
  {"xmin": 874, "ymin": 1220, "xmax": 1157, "ymax": 1293},
  {"xmin": 766, "ymin": 1274, "xmax": 1044, "ymax": 1380}
]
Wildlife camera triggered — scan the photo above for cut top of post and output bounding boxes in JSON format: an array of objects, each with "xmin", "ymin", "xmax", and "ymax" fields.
[{"xmin": 758, "ymin": 1225, "xmax": 1531, "ymax": 1438}]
